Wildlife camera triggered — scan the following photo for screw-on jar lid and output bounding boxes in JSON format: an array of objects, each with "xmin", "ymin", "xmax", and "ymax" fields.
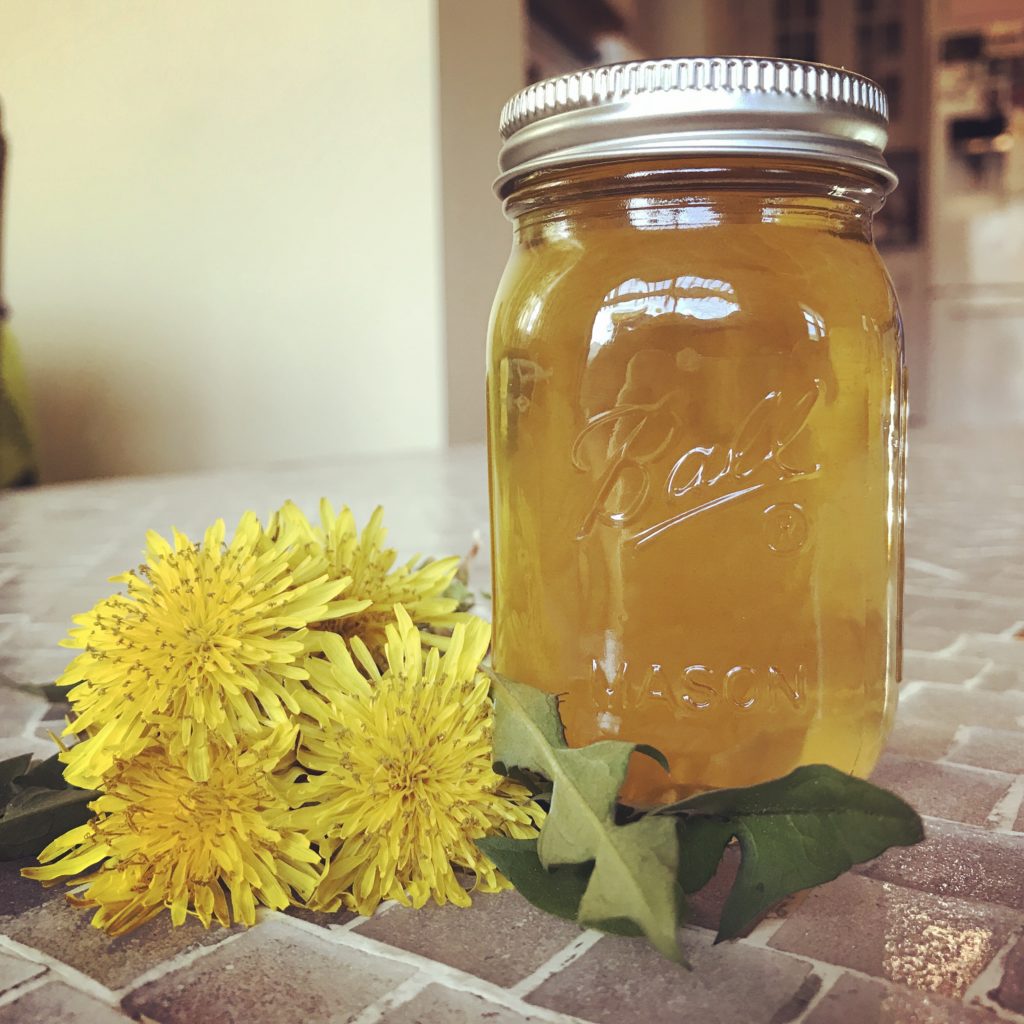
[{"xmin": 496, "ymin": 57, "xmax": 894, "ymax": 195}]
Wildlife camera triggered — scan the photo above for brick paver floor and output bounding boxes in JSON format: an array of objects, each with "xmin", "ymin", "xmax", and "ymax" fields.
[{"xmin": 0, "ymin": 434, "xmax": 1021, "ymax": 1023}]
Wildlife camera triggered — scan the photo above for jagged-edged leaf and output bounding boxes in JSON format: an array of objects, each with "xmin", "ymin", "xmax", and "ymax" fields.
[
  {"xmin": 0, "ymin": 786, "xmax": 98, "ymax": 860},
  {"xmin": 0, "ymin": 750, "xmax": 98, "ymax": 860},
  {"xmin": 675, "ymin": 817, "xmax": 735, "ymax": 896},
  {"xmin": 0, "ymin": 671, "xmax": 67, "ymax": 704},
  {"xmin": 478, "ymin": 835, "xmax": 647, "ymax": 937},
  {"xmin": 487, "ymin": 672, "xmax": 682, "ymax": 961},
  {"xmin": 15, "ymin": 753, "xmax": 67, "ymax": 791},
  {"xmin": 659, "ymin": 764, "xmax": 924, "ymax": 941},
  {"xmin": 0, "ymin": 754, "xmax": 34, "ymax": 806},
  {"xmin": 477, "ymin": 836, "xmax": 592, "ymax": 924},
  {"xmin": 34, "ymin": 682, "xmax": 67, "ymax": 704}
]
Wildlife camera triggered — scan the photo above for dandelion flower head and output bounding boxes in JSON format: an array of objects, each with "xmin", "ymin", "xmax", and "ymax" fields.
[
  {"xmin": 269, "ymin": 500, "xmax": 466, "ymax": 657},
  {"xmin": 59, "ymin": 513, "xmax": 365, "ymax": 786},
  {"xmin": 294, "ymin": 606, "xmax": 544, "ymax": 915},
  {"xmin": 23, "ymin": 727, "xmax": 319, "ymax": 936}
]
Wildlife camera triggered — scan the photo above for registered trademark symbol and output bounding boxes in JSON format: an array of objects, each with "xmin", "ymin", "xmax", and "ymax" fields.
[{"xmin": 763, "ymin": 502, "xmax": 809, "ymax": 554}]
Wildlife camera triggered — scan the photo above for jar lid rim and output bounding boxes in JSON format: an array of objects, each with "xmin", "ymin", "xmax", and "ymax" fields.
[{"xmin": 496, "ymin": 56, "xmax": 895, "ymax": 195}]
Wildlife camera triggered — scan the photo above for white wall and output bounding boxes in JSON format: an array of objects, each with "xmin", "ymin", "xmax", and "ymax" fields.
[
  {"xmin": 1, "ymin": 0, "xmax": 447, "ymax": 481},
  {"xmin": 925, "ymin": 24, "xmax": 1024, "ymax": 427},
  {"xmin": 438, "ymin": 0, "xmax": 526, "ymax": 445}
]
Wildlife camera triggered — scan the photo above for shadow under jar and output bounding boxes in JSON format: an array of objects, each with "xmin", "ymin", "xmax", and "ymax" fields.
[{"xmin": 487, "ymin": 58, "xmax": 907, "ymax": 807}]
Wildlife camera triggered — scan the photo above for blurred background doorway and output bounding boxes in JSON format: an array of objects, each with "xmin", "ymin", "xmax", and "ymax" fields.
[
  {"xmin": 0, "ymin": 1, "xmax": 1021, "ymax": 483},
  {"xmin": 526, "ymin": 0, "xmax": 1024, "ymax": 431}
]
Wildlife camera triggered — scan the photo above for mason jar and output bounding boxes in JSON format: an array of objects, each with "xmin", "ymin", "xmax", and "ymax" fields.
[{"xmin": 486, "ymin": 58, "xmax": 907, "ymax": 806}]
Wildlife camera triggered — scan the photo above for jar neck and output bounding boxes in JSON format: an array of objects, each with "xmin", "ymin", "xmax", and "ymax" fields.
[{"xmin": 503, "ymin": 157, "xmax": 891, "ymax": 245}]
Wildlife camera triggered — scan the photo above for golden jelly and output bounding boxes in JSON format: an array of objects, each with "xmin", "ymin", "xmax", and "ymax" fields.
[{"xmin": 487, "ymin": 60, "xmax": 906, "ymax": 805}]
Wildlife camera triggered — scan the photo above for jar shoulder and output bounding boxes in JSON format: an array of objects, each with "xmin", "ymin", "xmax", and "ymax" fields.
[{"xmin": 490, "ymin": 225, "xmax": 900, "ymax": 358}]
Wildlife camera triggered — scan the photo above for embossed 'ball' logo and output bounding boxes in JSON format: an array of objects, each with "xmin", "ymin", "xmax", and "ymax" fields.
[{"xmin": 763, "ymin": 502, "xmax": 809, "ymax": 553}]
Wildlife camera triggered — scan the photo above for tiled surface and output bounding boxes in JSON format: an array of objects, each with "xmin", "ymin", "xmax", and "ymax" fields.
[
  {"xmin": 0, "ymin": 951, "xmax": 44, "ymax": 991},
  {"xmin": 868, "ymin": 754, "xmax": 1015, "ymax": 826},
  {"xmin": 997, "ymin": 937, "xmax": 1024, "ymax": 1015},
  {"xmin": 354, "ymin": 890, "xmax": 584, "ymax": 987},
  {"xmin": 528, "ymin": 930, "xmax": 821, "ymax": 1023},
  {"xmin": 0, "ymin": 434, "xmax": 1021, "ymax": 1023},
  {"xmin": 2, "ymin": 897, "xmax": 244, "ymax": 990},
  {"xmin": 948, "ymin": 728, "xmax": 1024, "ymax": 774},
  {"xmin": 0, "ymin": 859, "xmax": 60, "ymax": 919},
  {"xmin": 803, "ymin": 973, "xmax": 1006, "ymax": 1024},
  {"xmin": 768, "ymin": 873, "xmax": 1018, "ymax": 998},
  {"xmin": 121, "ymin": 920, "xmax": 417, "ymax": 1023},
  {"xmin": 0, "ymin": 982, "xmax": 132, "ymax": 1024},
  {"xmin": 377, "ymin": 984, "xmax": 550, "ymax": 1023},
  {"xmin": 854, "ymin": 818, "xmax": 1024, "ymax": 910}
]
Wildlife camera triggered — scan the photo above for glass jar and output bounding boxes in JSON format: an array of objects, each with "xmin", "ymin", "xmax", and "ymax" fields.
[{"xmin": 487, "ymin": 58, "xmax": 906, "ymax": 806}]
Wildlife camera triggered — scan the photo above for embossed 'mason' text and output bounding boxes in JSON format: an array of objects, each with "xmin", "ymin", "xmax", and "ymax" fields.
[{"xmin": 587, "ymin": 659, "xmax": 806, "ymax": 716}]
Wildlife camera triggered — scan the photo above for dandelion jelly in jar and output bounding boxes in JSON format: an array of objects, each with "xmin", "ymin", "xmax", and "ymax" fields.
[{"xmin": 486, "ymin": 58, "xmax": 907, "ymax": 806}]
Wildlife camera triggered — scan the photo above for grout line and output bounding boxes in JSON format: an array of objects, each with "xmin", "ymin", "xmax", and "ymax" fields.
[
  {"xmin": 266, "ymin": 911, "xmax": 370, "ymax": 942},
  {"xmin": 935, "ymin": 724, "xmax": 979, "ymax": 765},
  {"xmin": 944, "ymin": 635, "xmax": 972, "ymax": 658},
  {"xmin": 904, "ymin": 558, "xmax": 967, "ymax": 583},
  {"xmin": 947, "ymin": 723, "xmax": 972, "ymax": 749},
  {"xmin": 272, "ymin": 913, "xmax": 587, "ymax": 1024},
  {"xmin": 508, "ymin": 929, "xmax": 603, "ymax": 998},
  {"xmin": 903, "ymin": 584, "xmax": 1018, "ymax": 604},
  {"xmin": 299, "ymin": 895, "xmax": 1024, "ymax": 1024},
  {"xmin": 963, "ymin": 663, "xmax": 1000, "ymax": 688},
  {"xmin": 18, "ymin": 698, "xmax": 50, "ymax": 748},
  {"xmin": 726, "ymin": 934, "xmax": 870, "ymax": 1010},
  {"xmin": 333, "ymin": 913, "xmax": 376, "ymax": 933},
  {"xmin": 900, "ymin": 681, "xmax": 978, "ymax": 694},
  {"xmin": 728, "ymin": 914, "xmax": 788, "ymax": 949},
  {"xmin": 963, "ymin": 925, "xmax": 1024, "ymax": 1022},
  {"xmin": 987, "ymin": 776, "xmax": 1024, "ymax": 832},
  {"xmin": 897, "ymin": 680, "xmax": 926, "ymax": 701},
  {"xmin": 271, "ymin": 902, "xmax": 398, "ymax": 941},
  {"xmin": 964, "ymin": 668, "xmax": 1016, "ymax": 693},
  {"xmin": 0, "ymin": 974, "xmax": 49, "ymax": 1010},
  {"xmin": 904, "ymin": 624, "xmax": 967, "ymax": 649},
  {"xmin": 0, "ymin": 934, "xmax": 117, "ymax": 1005},
  {"xmin": 860, "ymin": 825, "xmax": 1024, "ymax": 906},
  {"xmin": 741, "ymin": 933, "xmax": 1024, "ymax": 1024},
  {"xmin": 902, "ymin": 646, "xmax": 990, "ymax": 666},
  {"xmin": 727, "ymin": 893, "xmax": 1024, "ymax": 1020},
  {"xmin": 345, "ymin": 975, "xmax": 432, "ymax": 1024},
  {"xmin": 265, "ymin": 912, "xmax": 328, "ymax": 941},
  {"xmin": 347, "ymin": 900, "xmax": 402, "ymax": 928},
  {"xmin": 902, "ymin": 646, "xmax": 963, "ymax": 659},
  {"xmin": 886, "ymin": 751, "xmax": 1019, "ymax": 784},
  {"xmin": 112, "ymin": 927, "xmax": 249, "ymax": 999},
  {"xmin": 950, "ymin": 632, "xmax": 1024, "ymax": 657},
  {"xmin": 934, "ymin": 636, "xmax": 971, "ymax": 656}
]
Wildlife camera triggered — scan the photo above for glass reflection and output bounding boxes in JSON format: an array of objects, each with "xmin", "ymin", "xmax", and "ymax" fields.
[
  {"xmin": 627, "ymin": 197, "xmax": 721, "ymax": 231},
  {"xmin": 590, "ymin": 275, "xmax": 739, "ymax": 352},
  {"xmin": 801, "ymin": 304, "xmax": 827, "ymax": 342}
]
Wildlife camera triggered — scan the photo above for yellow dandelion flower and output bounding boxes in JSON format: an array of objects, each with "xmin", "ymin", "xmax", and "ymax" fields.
[
  {"xmin": 270, "ymin": 500, "xmax": 466, "ymax": 657},
  {"xmin": 294, "ymin": 606, "xmax": 544, "ymax": 916},
  {"xmin": 59, "ymin": 512, "xmax": 368, "ymax": 787},
  {"xmin": 23, "ymin": 728, "xmax": 319, "ymax": 937}
]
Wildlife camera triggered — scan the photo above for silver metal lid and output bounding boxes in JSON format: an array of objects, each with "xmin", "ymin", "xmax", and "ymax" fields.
[{"xmin": 496, "ymin": 57, "xmax": 894, "ymax": 195}]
